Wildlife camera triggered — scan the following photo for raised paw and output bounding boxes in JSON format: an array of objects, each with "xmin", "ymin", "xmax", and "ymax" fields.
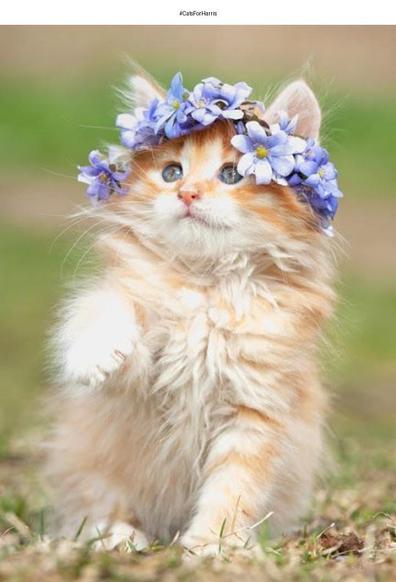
[{"xmin": 63, "ymin": 331, "xmax": 135, "ymax": 389}]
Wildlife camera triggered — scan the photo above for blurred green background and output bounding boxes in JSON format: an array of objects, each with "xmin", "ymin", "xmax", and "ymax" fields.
[{"xmin": 0, "ymin": 26, "xmax": 395, "ymax": 454}]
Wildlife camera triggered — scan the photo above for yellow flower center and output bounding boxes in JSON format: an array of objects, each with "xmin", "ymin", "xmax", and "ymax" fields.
[
  {"xmin": 172, "ymin": 100, "xmax": 180, "ymax": 110},
  {"xmin": 99, "ymin": 172, "xmax": 108, "ymax": 183},
  {"xmin": 256, "ymin": 145, "xmax": 268, "ymax": 159},
  {"xmin": 318, "ymin": 167, "xmax": 326, "ymax": 177},
  {"xmin": 198, "ymin": 99, "xmax": 206, "ymax": 108}
]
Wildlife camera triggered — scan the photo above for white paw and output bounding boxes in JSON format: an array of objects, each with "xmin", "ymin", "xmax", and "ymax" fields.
[
  {"xmin": 181, "ymin": 533, "xmax": 262, "ymax": 560},
  {"xmin": 64, "ymin": 331, "xmax": 135, "ymax": 388},
  {"xmin": 92, "ymin": 521, "xmax": 149, "ymax": 551},
  {"xmin": 182, "ymin": 539, "xmax": 222, "ymax": 559}
]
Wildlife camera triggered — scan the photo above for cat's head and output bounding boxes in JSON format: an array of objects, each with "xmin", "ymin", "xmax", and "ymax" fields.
[{"xmin": 106, "ymin": 73, "xmax": 329, "ymax": 267}]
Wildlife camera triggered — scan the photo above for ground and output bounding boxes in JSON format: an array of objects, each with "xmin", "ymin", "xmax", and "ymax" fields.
[{"xmin": 0, "ymin": 434, "xmax": 395, "ymax": 580}]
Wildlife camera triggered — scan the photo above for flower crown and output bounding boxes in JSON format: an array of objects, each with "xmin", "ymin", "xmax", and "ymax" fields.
[{"xmin": 78, "ymin": 73, "xmax": 342, "ymax": 233}]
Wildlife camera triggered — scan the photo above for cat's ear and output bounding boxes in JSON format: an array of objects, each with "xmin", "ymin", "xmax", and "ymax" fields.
[
  {"xmin": 265, "ymin": 80, "xmax": 321, "ymax": 139},
  {"xmin": 125, "ymin": 70, "xmax": 165, "ymax": 109}
]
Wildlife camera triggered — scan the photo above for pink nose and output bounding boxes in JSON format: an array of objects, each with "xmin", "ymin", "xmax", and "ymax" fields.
[{"xmin": 178, "ymin": 190, "xmax": 201, "ymax": 206}]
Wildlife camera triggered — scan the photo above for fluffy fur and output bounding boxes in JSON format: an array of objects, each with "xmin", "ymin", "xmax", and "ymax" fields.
[{"xmin": 47, "ymin": 74, "xmax": 337, "ymax": 556}]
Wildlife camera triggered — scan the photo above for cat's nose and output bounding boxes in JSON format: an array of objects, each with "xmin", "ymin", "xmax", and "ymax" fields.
[{"xmin": 177, "ymin": 190, "xmax": 201, "ymax": 206}]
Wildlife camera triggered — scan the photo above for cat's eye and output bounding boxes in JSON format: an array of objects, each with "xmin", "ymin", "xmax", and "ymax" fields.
[
  {"xmin": 162, "ymin": 163, "xmax": 183, "ymax": 183},
  {"xmin": 219, "ymin": 164, "xmax": 243, "ymax": 185}
]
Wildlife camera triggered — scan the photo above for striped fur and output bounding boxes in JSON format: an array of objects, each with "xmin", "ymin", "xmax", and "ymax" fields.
[{"xmin": 47, "ymin": 76, "xmax": 337, "ymax": 556}]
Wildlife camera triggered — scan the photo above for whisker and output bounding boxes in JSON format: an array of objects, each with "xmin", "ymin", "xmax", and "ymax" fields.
[
  {"xmin": 60, "ymin": 218, "xmax": 109, "ymax": 277},
  {"xmin": 49, "ymin": 215, "xmax": 93, "ymax": 253},
  {"xmin": 79, "ymin": 124, "xmax": 118, "ymax": 131},
  {"xmin": 72, "ymin": 229, "xmax": 114, "ymax": 278},
  {"xmin": 40, "ymin": 168, "xmax": 80, "ymax": 181}
]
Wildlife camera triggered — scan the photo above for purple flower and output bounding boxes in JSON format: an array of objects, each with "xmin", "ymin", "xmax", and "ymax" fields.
[
  {"xmin": 305, "ymin": 190, "xmax": 340, "ymax": 223},
  {"xmin": 116, "ymin": 99, "xmax": 160, "ymax": 149},
  {"xmin": 186, "ymin": 77, "xmax": 252, "ymax": 126},
  {"xmin": 99, "ymin": 72, "xmax": 344, "ymax": 231},
  {"xmin": 78, "ymin": 149, "xmax": 130, "ymax": 202},
  {"xmin": 231, "ymin": 121, "xmax": 306, "ymax": 185},
  {"xmin": 277, "ymin": 110, "xmax": 298, "ymax": 135},
  {"xmin": 154, "ymin": 72, "xmax": 190, "ymax": 139},
  {"xmin": 288, "ymin": 140, "xmax": 343, "ymax": 220}
]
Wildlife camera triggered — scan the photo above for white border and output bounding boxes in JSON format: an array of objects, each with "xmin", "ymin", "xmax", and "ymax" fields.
[{"xmin": 1, "ymin": 0, "xmax": 396, "ymax": 25}]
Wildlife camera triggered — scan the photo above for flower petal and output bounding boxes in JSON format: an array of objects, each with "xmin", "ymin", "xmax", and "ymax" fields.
[
  {"xmin": 77, "ymin": 172, "xmax": 94, "ymax": 185},
  {"xmin": 287, "ymin": 173, "xmax": 302, "ymax": 187},
  {"xmin": 201, "ymin": 76, "xmax": 221, "ymax": 86},
  {"xmin": 86, "ymin": 181, "xmax": 102, "ymax": 197},
  {"xmin": 305, "ymin": 174, "xmax": 321, "ymax": 187},
  {"xmin": 270, "ymin": 154, "xmax": 295, "ymax": 177},
  {"xmin": 287, "ymin": 136, "xmax": 306, "ymax": 154},
  {"xmin": 237, "ymin": 152, "xmax": 255, "ymax": 176},
  {"xmin": 222, "ymin": 109, "xmax": 244, "ymax": 120},
  {"xmin": 323, "ymin": 162, "xmax": 337, "ymax": 180},
  {"xmin": 191, "ymin": 108, "xmax": 215, "ymax": 125},
  {"xmin": 116, "ymin": 113, "xmax": 137, "ymax": 130},
  {"xmin": 120, "ymin": 130, "xmax": 139, "ymax": 148},
  {"xmin": 233, "ymin": 81, "xmax": 252, "ymax": 101},
  {"xmin": 78, "ymin": 165, "xmax": 100, "ymax": 178},
  {"xmin": 168, "ymin": 72, "xmax": 185, "ymax": 102},
  {"xmin": 299, "ymin": 160, "xmax": 318, "ymax": 177},
  {"xmin": 219, "ymin": 83, "xmax": 236, "ymax": 103},
  {"xmin": 246, "ymin": 121, "xmax": 268, "ymax": 144},
  {"xmin": 88, "ymin": 150, "xmax": 104, "ymax": 166},
  {"xmin": 231, "ymin": 134, "xmax": 253, "ymax": 154},
  {"xmin": 255, "ymin": 159, "xmax": 273, "ymax": 184},
  {"xmin": 265, "ymin": 131, "xmax": 288, "ymax": 149},
  {"xmin": 164, "ymin": 115, "xmax": 179, "ymax": 138},
  {"xmin": 96, "ymin": 182, "xmax": 111, "ymax": 201}
]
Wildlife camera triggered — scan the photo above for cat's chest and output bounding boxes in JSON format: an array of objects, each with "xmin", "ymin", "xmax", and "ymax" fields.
[
  {"xmin": 151, "ymin": 285, "xmax": 248, "ymax": 343},
  {"xmin": 134, "ymin": 283, "xmax": 294, "ymax": 452},
  {"xmin": 147, "ymin": 286, "xmax": 230, "ymax": 380},
  {"xmin": 142, "ymin": 284, "xmax": 287, "ymax": 391}
]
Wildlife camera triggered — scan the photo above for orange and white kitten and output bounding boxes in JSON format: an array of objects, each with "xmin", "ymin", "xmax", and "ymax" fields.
[{"xmin": 48, "ymin": 74, "xmax": 336, "ymax": 556}]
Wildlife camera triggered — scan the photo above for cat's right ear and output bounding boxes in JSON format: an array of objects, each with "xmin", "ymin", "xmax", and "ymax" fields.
[
  {"xmin": 126, "ymin": 72, "xmax": 165, "ymax": 109},
  {"xmin": 264, "ymin": 80, "xmax": 321, "ymax": 140}
]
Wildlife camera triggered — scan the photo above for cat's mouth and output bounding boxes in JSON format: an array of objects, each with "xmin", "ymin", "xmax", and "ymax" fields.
[
  {"xmin": 178, "ymin": 208, "xmax": 231, "ymax": 230},
  {"xmin": 182, "ymin": 212, "xmax": 212, "ymax": 226},
  {"xmin": 181, "ymin": 209, "xmax": 212, "ymax": 227}
]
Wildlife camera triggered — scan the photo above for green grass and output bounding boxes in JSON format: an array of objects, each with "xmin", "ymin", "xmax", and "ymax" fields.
[
  {"xmin": 0, "ymin": 225, "xmax": 75, "ymax": 443},
  {"xmin": 338, "ymin": 275, "xmax": 396, "ymax": 364},
  {"xmin": 320, "ymin": 92, "xmax": 396, "ymax": 197},
  {"xmin": 0, "ymin": 73, "xmax": 395, "ymax": 198}
]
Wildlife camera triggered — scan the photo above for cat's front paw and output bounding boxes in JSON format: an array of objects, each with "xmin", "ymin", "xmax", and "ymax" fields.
[
  {"xmin": 182, "ymin": 536, "xmax": 222, "ymax": 559},
  {"xmin": 181, "ymin": 533, "xmax": 262, "ymax": 560},
  {"xmin": 92, "ymin": 521, "xmax": 149, "ymax": 551},
  {"xmin": 63, "ymin": 332, "xmax": 135, "ymax": 389}
]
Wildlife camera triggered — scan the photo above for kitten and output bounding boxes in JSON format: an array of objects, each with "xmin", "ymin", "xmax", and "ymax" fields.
[{"xmin": 48, "ymin": 73, "xmax": 336, "ymax": 556}]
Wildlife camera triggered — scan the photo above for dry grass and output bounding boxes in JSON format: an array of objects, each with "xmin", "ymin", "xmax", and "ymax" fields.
[{"xmin": 0, "ymin": 433, "xmax": 394, "ymax": 581}]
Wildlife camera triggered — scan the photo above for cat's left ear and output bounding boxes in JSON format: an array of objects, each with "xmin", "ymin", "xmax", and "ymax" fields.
[
  {"xmin": 126, "ymin": 71, "xmax": 165, "ymax": 109},
  {"xmin": 265, "ymin": 80, "xmax": 321, "ymax": 140}
]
